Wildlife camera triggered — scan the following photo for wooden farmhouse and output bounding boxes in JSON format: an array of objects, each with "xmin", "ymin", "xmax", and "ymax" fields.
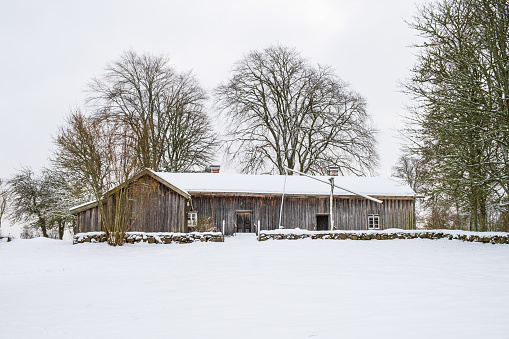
[{"xmin": 70, "ymin": 167, "xmax": 417, "ymax": 235}]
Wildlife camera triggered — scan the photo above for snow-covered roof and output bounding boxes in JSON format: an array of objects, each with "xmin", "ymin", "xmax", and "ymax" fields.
[{"xmin": 152, "ymin": 171, "xmax": 416, "ymax": 198}]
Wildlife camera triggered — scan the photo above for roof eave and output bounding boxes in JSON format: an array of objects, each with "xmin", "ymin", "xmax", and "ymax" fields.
[
  {"xmin": 69, "ymin": 201, "xmax": 98, "ymax": 215},
  {"xmin": 187, "ymin": 190, "xmax": 418, "ymax": 199},
  {"xmin": 145, "ymin": 169, "xmax": 191, "ymax": 199}
]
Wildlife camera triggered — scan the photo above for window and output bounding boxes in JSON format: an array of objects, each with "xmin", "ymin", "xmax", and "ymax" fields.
[
  {"xmin": 368, "ymin": 215, "xmax": 380, "ymax": 230},
  {"xmin": 188, "ymin": 212, "xmax": 197, "ymax": 228}
]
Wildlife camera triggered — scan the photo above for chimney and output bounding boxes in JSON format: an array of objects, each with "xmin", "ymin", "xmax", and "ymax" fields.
[
  {"xmin": 209, "ymin": 165, "xmax": 220, "ymax": 173},
  {"xmin": 328, "ymin": 166, "xmax": 339, "ymax": 176}
]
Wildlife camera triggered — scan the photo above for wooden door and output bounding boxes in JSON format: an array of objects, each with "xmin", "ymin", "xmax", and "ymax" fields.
[{"xmin": 236, "ymin": 212, "xmax": 252, "ymax": 233}]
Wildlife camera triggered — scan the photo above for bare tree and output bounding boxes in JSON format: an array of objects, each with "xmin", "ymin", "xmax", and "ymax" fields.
[
  {"xmin": 215, "ymin": 45, "xmax": 378, "ymax": 175},
  {"xmin": 87, "ymin": 50, "xmax": 218, "ymax": 172},
  {"xmin": 392, "ymin": 152, "xmax": 424, "ymax": 194},
  {"xmin": 54, "ymin": 110, "xmax": 124, "ymax": 201},
  {"xmin": 54, "ymin": 110, "xmax": 155, "ymax": 245},
  {"xmin": 44, "ymin": 169, "xmax": 79, "ymax": 239},
  {"xmin": 54, "ymin": 110, "xmax": 131, "ymax": 244},
  {"xmin": 0, "ymin": 178, "xmax": 9, "ymax": 233}
]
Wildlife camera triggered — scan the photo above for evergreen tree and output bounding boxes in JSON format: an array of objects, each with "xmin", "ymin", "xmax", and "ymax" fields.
[{"xmin": 405, "ymin": 0, "xmax": 509, "ymax": 231}]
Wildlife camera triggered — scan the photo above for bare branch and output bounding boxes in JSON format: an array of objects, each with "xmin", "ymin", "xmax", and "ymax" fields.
[{"xmin": 215, "ymin": 45, "xmax": 378, "ymax": 175}]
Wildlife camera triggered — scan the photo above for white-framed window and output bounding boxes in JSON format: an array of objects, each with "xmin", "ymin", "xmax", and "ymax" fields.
[
  {"xmin": 188, "ymin": 212, "xmax": 198, "ymax": 228},
  {"xmin": 368, "ymin": 214, "xmax": 380, "ymax": 230}
]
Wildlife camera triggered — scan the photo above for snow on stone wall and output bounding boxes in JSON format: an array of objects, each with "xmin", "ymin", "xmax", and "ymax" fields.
[
  {"xmin": 73, "ymin": 231, "xmax": 224, "ymax": 244},
  {"xmin": 258, "ymin": 229, "xmax": 509, "ymax": 244}
]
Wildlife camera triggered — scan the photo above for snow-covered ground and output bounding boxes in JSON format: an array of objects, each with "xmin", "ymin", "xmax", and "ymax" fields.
[{"xmin": 1, "ymin": 235, "xmax": 508, "ymax": 339}]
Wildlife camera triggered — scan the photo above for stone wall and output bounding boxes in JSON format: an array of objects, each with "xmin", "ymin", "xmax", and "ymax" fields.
[
  {"xmin": 73, "ymin": 231, "xmax": 224, "ymax": 244},
  {"xmin": 258, "ymin": 229, "xmax": 509, "ymax": 244}
]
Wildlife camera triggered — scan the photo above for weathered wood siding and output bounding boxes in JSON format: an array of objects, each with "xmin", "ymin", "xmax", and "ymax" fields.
[
  {"xmin": 74, "ymin": 175, "xmax": 414, "ymax": 236},
  {"xmin": 130, "ymin": 179, "xmax": 188, "ymax": 233},
  {"xmin": 75, "ymin": 175, "xmax": 188, "ymax": 233},
  {"xmin": 76, "ymin": 205, "xmax": 102, "ymax": 233},
  {"xmin": 191, "ymin": 194, "xmax": 415, "ymax": 235}
]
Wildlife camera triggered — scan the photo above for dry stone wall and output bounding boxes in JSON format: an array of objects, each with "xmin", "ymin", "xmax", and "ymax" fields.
[
  {"xmin": 74, "ymin": 231, "xmax": 224, "ymax": 244},
  {"xmin": 258, "ymin": 229, "xmax": 509, "ymax": 244}
]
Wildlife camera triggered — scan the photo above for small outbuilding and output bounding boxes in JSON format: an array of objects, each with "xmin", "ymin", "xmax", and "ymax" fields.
[{"xmin": 70, "ymin": 168, "xmax": 417, "ymax": 236}]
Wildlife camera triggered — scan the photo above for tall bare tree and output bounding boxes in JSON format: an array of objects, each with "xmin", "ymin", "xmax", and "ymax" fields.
[
  {"xmin": 0, "ymin": 178, "xmax": 9, "ymax": 233},
  {"xmin": 87, "ymin": 50, "xmax": 218, "ymax": 172},
  {"xmin": 54, "ymin": 110, "xmax": 139, "ymax": 245},
  {"xmin": 54, "ymin": 110, "xmax": 122, "ymax": 201},
  {"xmin": 215, "ymin": 45, "xmax": 378, "ymax": 175}
]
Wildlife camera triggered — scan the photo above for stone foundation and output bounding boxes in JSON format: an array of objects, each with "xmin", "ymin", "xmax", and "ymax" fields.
[
  {"xmin": 73, "ymin": 231, "xmax": 224, "ymax": 244},
  {"xmin": 258, "ymin": 229, "xmax": 509, "ymax": 244}
]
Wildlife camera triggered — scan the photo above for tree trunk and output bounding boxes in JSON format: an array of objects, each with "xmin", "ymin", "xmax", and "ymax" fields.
[
  {"xmin": 58, "ymin": 221, "xmax": 64, "ymax": 240},
  {"xmin": 41, "ymin": 223, "xmax": 49, "ymax": 238},
  {"xmin": 479, "ymin": 198, "xmax": 488, "ymax": 232},
  {"xmin": 469, "ymin": 199, "xmax": 478, "ymax": 232}
]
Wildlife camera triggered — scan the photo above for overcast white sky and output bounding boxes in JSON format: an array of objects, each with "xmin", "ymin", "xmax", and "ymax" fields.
[{"xmin": 0, "ymin": 0, "xmax": 427, "ymax": 182}]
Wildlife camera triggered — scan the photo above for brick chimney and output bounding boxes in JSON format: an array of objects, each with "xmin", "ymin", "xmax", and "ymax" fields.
[
  {"xmin": 328, "ymin": 166, "xmax": 339, "ymax": 176},
  {"xmin": 209, "ymin": 165, "xmax": 220, "ymax": 173}
]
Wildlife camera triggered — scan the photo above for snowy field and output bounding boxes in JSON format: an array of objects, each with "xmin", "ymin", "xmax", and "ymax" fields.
[{"xmin": 1, "ymin": 235, "xmax": 508, "ymax": 339}]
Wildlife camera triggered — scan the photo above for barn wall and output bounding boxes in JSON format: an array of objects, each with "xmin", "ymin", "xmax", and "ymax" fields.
[
  {"xmin": 129, "ymin": 179, "xmax": 188, "ymax": 233},
  {"xmin": 191, "ymin": 195, "xmax": 415, "ymax": 235},
  {"xmin": 74, "ymin": 175, "xmax": 188, "ymax": 233},
  {"xmin": 74, "ymin": 178, "xmax": 414, "ymax": 236},
  {"xmin": 76, "ymin": 205, "xmax": 102, "ymax": 233}
]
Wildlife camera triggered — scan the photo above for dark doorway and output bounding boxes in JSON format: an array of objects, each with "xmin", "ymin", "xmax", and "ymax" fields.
[
  {"xmin": 236, "ymin": 212, "xmax": 252, "ymax": 233},
  {"xmin": 316, "ymin": 215, "xmax": 329, "ymax": 231}
]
